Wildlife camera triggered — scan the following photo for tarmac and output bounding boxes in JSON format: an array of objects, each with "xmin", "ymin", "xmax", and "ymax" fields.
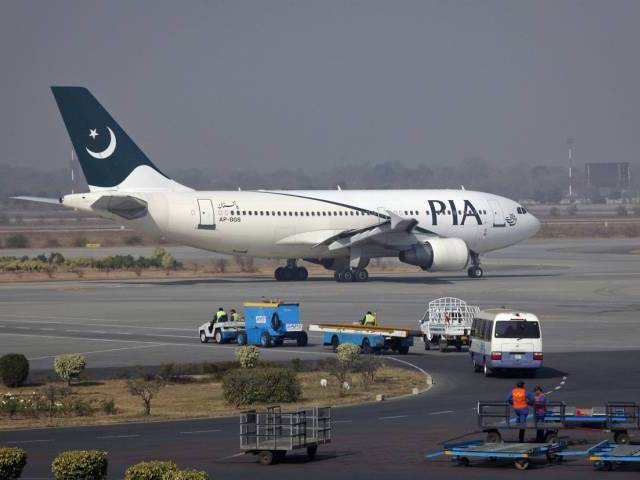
[{"xmin": 1, "ymin": 238, "xmax": 640, "ymax": 478}]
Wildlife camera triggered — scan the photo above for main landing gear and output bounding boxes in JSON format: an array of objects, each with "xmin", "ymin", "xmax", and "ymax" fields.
[
  {"xmin": 334, "ymin": 268, "xmax": 369, "ymax": 282},
  {"xmin": 467, "ymin": 251, "xmax": 483, "ymax": 278},
  {"xmin": 274, "ymin": 259, "xmax": 308, "ymax": 281}
]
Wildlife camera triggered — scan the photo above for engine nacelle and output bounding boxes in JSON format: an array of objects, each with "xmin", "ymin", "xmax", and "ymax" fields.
[{"xmin": 398, "ymin": 238, "xmax": 469, "ymax": 272}]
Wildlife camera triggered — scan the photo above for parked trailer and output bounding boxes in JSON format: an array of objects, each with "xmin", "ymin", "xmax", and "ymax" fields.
[
  {"xmin": 479, "ymin": 401, "xmax": 639, "ymax": 444},
  {"xmin": 309, "ymin": 323, "xmax": 420, "ymax": 354},
  {"xmin": 240, "ymin": 406, "xmax": 331, "ymax": 465},
  {"xmin": 559, "ymin": 440, "xmax": 640, "ymax": 471},
  {"xmin": 420, "ymin": 297, "xmax": 479, "ymax": 352},
  {"xmin": 426, "ymin": 439, "xmax": 566, "ymax": 470},
  {"xmin": 198, "ymin": 321, "xmax": 245, "ymax": 344}
]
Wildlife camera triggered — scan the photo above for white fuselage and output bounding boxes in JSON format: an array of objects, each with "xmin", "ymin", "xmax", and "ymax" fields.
[{"xmin": 63, "ymin": 188, "xmax": 540, "ymax": 261}]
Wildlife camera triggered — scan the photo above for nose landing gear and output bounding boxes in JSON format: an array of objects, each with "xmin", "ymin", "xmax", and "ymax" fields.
[{"xmin": 467, "ymin": 251, "xmax": 483, "ymax": 278}]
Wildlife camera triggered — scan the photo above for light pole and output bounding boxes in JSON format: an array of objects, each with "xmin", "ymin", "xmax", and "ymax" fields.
[{"xmin": 567, "ymin": 137, "xmax": 574, "ymax": 203}]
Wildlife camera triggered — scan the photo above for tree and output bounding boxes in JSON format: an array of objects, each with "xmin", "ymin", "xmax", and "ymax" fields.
[
  {"xmin": 127, "ymin": 377, "xmax": 165, "ymax": 415},
  {"xmin": 54, "ymin": 354, "xmax": 86, "ymax": 386}
]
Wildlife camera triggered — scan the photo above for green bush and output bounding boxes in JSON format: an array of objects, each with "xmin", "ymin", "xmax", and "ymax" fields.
[
  {"xmin": 54, "ymin": 354, "xmax": 86, "ymax": 385},
  {"xmin": 235, "ymin": 346, "xmax": 259, "ymax": 369},
  {"xmin": 0, "ymin": 354, "xmax": 29, "ymax": 387},
  {"xmin": 51, "ymin": 450, "xmax": 107, "ymax": 480},
  {"xmin": 222, "ymin": 367, "xmax": 301, "ymax": 406},
  {"xmin": 125, "ymin": 460, "xmax": 178, "ymax": 480},
  {"xmin": 5, "ymin": 234, "xmax": 30, "ymax": 248},
  {"xmin": 0, "ymin": 447, "xmax": 27, "ymax": 479},
  {"xmin": 162, "ymin": 470, "xmax": 209, "ymax": 480}
]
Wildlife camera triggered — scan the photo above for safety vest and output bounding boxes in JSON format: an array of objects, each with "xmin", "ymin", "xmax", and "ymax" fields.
[
  {"xmin": 511, "ymin": 387, "xmax": 528, "ymax": 410},
  {"xmin": 216, "ymin": 310, "xmax": 227, "ymax": 321},
  {"xmin": 364, "ymin": 314, "xmax": 376, "ymax": 326},
  {"xmin": 231, "ymin": 312, "xmax": 240, "ymax": 322}
]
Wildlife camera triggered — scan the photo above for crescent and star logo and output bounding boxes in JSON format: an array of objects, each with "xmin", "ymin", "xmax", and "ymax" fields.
[{"xmin": 86, "ymin": 127, "xmax": 117, "ymax": 159}]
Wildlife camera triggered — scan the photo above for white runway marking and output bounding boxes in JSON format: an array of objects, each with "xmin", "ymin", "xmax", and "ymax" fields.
[
  {"xmin": 0, "ymin": 314, "xmax": 193, "ymax": 331},
  {"xmin": 379, "ymin": 415, "xmax": 408, "ymax": 420},
  {"xmin": 96, "ymin": 434, "xmax": 140, "ymax": 439},
  {"xmin": 428, "ymin": 410, "xmax": 454, "ymax": 415},
  {"xmin": 29, "ymin": 343, "xmax": 166, "ymax": 361},
  {"xmin": 333, "ymin": 420, "xmax": 353, "ymax": 424},
  {"xmin": 179, "ymin": 429, "xmax": 222, "ymax": 435}
]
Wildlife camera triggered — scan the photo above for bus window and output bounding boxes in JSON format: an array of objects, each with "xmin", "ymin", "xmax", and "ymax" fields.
[{"xmin": 494, "ymin": 321, "xmax": 540, "ymax": 339}]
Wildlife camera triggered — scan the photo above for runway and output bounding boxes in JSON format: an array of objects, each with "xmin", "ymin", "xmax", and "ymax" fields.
[{"xmin": 1, "ymin": 238, "xmax": 640, "ymax": 478}]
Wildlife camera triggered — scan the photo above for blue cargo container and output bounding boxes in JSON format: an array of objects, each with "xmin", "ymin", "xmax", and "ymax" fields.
[{"xmin": 237, "ymin": 301, "xmax": 308, "ymax": 348}]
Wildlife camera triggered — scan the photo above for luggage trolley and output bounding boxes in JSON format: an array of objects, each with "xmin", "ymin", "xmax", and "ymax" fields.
[
  {"xmin": 420, "ymin": 297, "xmax": 479, "ymax": 352},
  {"xmin": 240, "ymin": 406, "xmax": 331, "ymax": 465},
  {"xmin": 559, "ymin": 440, "xmax": 640, "ymax": 471},
  {"xmin": 478, "ymin": 401, "xmax": 566, "ymax": 443},
  {"xmin": 426, "ymin": 439, "xmax": 566, "ymax": 470}
]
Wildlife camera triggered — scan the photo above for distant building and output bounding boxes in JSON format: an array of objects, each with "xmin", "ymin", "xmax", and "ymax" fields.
[{"xmin": 585, "ymin": 162, "xmax": 631, "ymax": 188}]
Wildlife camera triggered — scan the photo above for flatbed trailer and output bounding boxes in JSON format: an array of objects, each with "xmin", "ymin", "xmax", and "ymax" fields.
[
  {"xmin": 240, "ymin": 406, "xmax": 331, "ymax": 465},
  {"xmin": 426, "ymin": 440, "xmax": 566, "ymax": 470},
  {"xmin": 308, "ymin": 323, "xmax": 420, "ymax": 354},
  {"xmin": 479, "ymin": 401, "xmax": 639, "ymax": 444},
  {"xmin": 558, "ymin": 440, "xmax": 640, "ymax": 471}
]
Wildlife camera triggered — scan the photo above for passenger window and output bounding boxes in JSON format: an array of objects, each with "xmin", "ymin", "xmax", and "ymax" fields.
[
  {"xmin": 311, "ymin": 212, "xmax": 316, "ymax": 216},
  {"xmin": 322, "ymin": 212, "xmax": 326, "ymax": 216},
  {"xmin": 305, "ymin": 212, "xmax": 309, "ymax": 216}
]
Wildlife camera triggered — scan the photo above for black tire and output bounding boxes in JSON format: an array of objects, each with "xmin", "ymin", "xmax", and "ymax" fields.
[
  {"xmin": 457, "ymin": 457, "xmax": 470, "ymax": 467},
  {"xmin": 333, "ymin": 271, "xmax": 340, "ymax": 281},
  {"xmin": 486, "ymin": 431, "xmax": 502, "ymax": 443},
  {"xmin": 236, "ymin": 331, "xmax": 247, "ymax": 345},
  {"xmin": 514, "ymin": 459, "xmax": 529, "ymax": 470},
  {"xmin": 424, "ymin": 336, "xmax": 431, "ymax": 351},
  {"xmin": 362, "ymin": 338, "xmax": 373, "ymax": 354},
  {"xmin": 307, "ymin": 445, "xmax": 318, "ymax": 460},
  {"xmin": 296, "ymin": 266, "xmax": 309, "ymax": 281},
  {"xmin": 614, "ymin": 431, "xmax": 630, "ymax": 444},
  {"xmin": 483, "ymin": 360, "xmax": 492, "ymax": 377},
  {"xmin": 214, "ymin": 329, "xmax": 223, "ymax": 344},
  {"xmin": 342, "ymin": 269, "xmax": 354, "ymax": 282},
  {"xmin": 331, "ymin": 335, "xmax": 340, "ymax": 351},
  {"xmin": 545, "ymin": 431, "xmax": 559, "ymax": 444},
  {"xmin": 199, "ymin": 331, "xmax": 209, "ymax": 343},
  {"xmin": 273, "ymin": 337, "xmax": 284, "ymax": 347},
  {"xmin": 274, "ymin": 267, "xmax": 285, "ymax": 281},
  {"xmin": 281, "ymin": 267, "xmax": 294, "ymax": 281},
  {"xmin": 439, "ymin": 341, "xmax": 447, "ymax": 353},
  {"xmin": 260, "ymin": 331, "xmax": 272, "ymax": 348},
  {"xmin": 259, "ymin": 450, "xmax": 274, "ymax": 466},
  {"xmin": 354, "ymin": 268, "xmax": 369, "ymax": 282},
  {"xmin": 297, "ymin": 331, "xmax": 308, "ymax": 347},
  {"xmin": 397, "ymin": 346, "xmax": 410, "ymax": 355}
]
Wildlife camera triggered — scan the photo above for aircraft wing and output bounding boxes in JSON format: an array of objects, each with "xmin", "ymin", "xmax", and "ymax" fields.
[
  {"xmin": 11, "ymin": 196, "xmax": 61, "ymax": 205},
  {"xmin": 276, "ymin": 210, "xmax": 437, "ymax": 252}
]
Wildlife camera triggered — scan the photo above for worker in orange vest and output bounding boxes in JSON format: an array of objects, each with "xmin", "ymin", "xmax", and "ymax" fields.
[{"xmin": 507, "ymin": 381, "xmax": 534, "ymax": 442}]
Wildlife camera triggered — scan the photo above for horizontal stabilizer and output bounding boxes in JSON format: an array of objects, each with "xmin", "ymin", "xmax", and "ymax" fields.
[{"xmin": 11, "ymin": 196, "xmax": 61, "ymax": 205}]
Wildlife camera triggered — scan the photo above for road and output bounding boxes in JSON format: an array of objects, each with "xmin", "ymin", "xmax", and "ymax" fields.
[{"xmin": 1, "ymin": 238, "xmax": 639, "ymax": 478}]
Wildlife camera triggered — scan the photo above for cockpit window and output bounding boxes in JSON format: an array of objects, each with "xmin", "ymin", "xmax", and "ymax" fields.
[{"xmin": 517, "ymin": 207, "xmax": 527, "ymax": 214}]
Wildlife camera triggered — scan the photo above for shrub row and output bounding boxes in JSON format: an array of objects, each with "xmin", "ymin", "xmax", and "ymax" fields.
[
  {"xmin": 0, "ymin": 248, "xmax": 182, "ymax": 273},
  {"xmin": 222, "ymin": 367, "xmax": 301, "ymax": 406}
]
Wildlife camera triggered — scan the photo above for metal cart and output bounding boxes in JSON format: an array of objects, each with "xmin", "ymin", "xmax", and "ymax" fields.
[
  {"xmin": 426, "ymin": 439, "xmax": 566, "ymax": 470},
  {"xmin": 240, "ymin": 406, "xmax": 331, "ymax": 465},
  {"xmin": 479, "ymin": 401, "xmax": 639, "ymax": 444},
  {"xmin": 559, "ymin": 440, "xmax": 640, "ymax": 471},
  {"xmin": 420, "ymin": 297, "xmax": 479, "ymax": 352}
]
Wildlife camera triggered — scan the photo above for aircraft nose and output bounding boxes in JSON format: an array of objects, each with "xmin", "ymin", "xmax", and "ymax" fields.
[{"xmin": 529, "ymin": 213, "xmax": 541, "ymax": 236}]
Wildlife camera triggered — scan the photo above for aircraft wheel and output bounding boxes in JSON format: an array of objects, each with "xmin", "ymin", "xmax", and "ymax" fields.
[
  {"xmin": 354, "ymin": 268, "xmax": 369, "ymax": 282},
  {"xmin": 281, "ymin": 267, "xmax": 294, "ymax": 281},
  {"xmin": 274, "ymin": 267, "xmax": 285, "ymax": 281},
  {"xmin": 296, "ymin": 266, "xmax": 308, "ymax": 281},
  {"xmin": 342, "ymin": 269, "xmax": 354, "ymax": 282},
  {"xmin": 468, "ymin": 266, "xmax": 483, "ymax": 278}
]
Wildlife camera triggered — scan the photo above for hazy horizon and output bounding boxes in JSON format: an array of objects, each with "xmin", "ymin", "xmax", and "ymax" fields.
[{"xmin": 2, "ymin": 1, "xmax": 640, "ymax": 176}]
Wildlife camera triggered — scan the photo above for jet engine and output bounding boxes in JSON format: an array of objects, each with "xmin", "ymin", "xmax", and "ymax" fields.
[{"xmin": 398, "ymin": 238, "xmax": 469, "ymax": 271}]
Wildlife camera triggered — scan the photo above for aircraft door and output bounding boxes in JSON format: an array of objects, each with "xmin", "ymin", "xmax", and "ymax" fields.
[
  {"xmin": 488, "ymin": 199, "xmax": 505, "ymax": 227},
  {"xmin": 197, "ymin": 199, "xmax": 216, "ymax": 230}
]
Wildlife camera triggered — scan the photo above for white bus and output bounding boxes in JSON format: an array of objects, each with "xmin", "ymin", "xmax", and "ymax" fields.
[{"xmin": 469, "ymin": 309, "xmax": 543, "ymax": 377}]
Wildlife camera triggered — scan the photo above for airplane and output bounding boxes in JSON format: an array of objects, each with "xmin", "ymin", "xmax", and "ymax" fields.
[{"xmin": 15, "ymin": 87, "xmax": 541, "ymax": 282}]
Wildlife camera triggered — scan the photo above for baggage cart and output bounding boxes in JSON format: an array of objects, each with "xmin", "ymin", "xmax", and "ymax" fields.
[
  {"xmin": 309, "ymin": 323, "xmax": 420, "ymax": 354},
  {"xmin": 240, "ymin": 406, "xmax": 331, "ymax": 465},
  {"xmin": 558, "ymin": 440, "xmax": 640, "ymax": 471},
  {"xmin": 420, "ymin": 297, "xmax": 479, "ymax": 352},
  {"xmin": 426, "ymin": 439, "xmax": 566, "ymax": 470}
]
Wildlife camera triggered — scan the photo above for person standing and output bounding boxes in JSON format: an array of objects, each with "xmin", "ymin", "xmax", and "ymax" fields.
[
  {"xmin": 230, "ymin": 308, "xmax": 241, "ymax": 322},
  {"xmin": 533, "ymin": 386, "xmax": 547, "ymax": 442},
  {"xmin": 362, "ymin": 311, "xmax": 376, "ymax": 326},
  {"xmin": 507, "ymin": 381, "xmax": 534, "ymax": 442}
]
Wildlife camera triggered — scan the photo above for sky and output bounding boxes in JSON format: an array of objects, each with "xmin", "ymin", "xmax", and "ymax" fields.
[{"xmin": 1, "ymin": 0, "xmax": 640, "ymax": 175}]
